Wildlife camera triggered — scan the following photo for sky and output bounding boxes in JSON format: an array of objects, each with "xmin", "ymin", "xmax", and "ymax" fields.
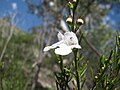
[
  {"xmin": 0, "ymin": 0, "xmax": 41, "ymax": 32},
  {"xmin": 0, "ymin": 0, "xmax": 120, "ymax": 31},
  {"xmin": 105, "ymin": 3, "xmax": 120, "ymax": 30}
]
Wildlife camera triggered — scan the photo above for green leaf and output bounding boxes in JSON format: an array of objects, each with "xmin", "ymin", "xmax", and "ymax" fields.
[{"xmin": 79, "ymin": 64, "xmax": 87, "ymax": 78}]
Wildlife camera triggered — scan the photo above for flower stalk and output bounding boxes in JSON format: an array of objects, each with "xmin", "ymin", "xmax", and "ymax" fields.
[
  {"xmin": 74, "ymin": 49, "xmax": 80, "ymax": 90},
  {"xmin": 59, "ymin": 55, "xmax": 64, "ymax": 73},
  {"xmin": 70, "ymin": 0, "xmax": 81, "ymax": 89}
]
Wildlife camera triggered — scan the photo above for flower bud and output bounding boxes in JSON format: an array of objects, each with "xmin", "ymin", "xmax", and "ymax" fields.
[
  {"xmin": 68, "ymin": 2, "xmax": 74, "ymax": 9},
  {"xmin": 102, "ymin": 64, "xmax": 106, "ymax": 70},
  {"xmin": 106, "ymin": 87, "xmax": 109, "ymax": 90},
  {"xmin": 66, "ymin": 16, "xmax": 73, "ymax": 24},
  {"xmin": 106, "ymin": 81, "xmax": 109, "ymax": 84},
  {"xmin": 76, "ymin": 18, "xmax": 84, "ymax": 26},
  {"xmin": 72, "ymin": 0, "xmax": 77, "ymax": 3},
  {"xmin": 118, "ymin": 35, "xmax": 120, "ymax": 43},
  {"xmin": 95, "ymin": 75, "xmax": 98, "ymax": 79},
  {"xmin": 102, "ymin": 66, "xmax": 105, "ymax": 70},
  {"xmin": 75, "ymin": 18, "xmax": 84, "ymax": 31}
]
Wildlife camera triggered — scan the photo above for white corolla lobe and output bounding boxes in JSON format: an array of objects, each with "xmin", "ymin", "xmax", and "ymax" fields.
[{"xmin": 43, "ymin": 31, "xmax": 81, "ymax": 55}]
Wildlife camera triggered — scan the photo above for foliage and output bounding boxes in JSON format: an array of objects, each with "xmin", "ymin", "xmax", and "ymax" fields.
[
  {"xmin": 0, "ymin": 19, "xmax": 35, "ymax": 90},
  {"xmin": 91, "ymin": 35, "xmax": 120, "ymax": 90}
]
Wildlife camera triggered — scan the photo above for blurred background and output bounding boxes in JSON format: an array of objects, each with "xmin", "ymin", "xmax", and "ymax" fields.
[{"xmin": 0, "ymin": 0, "xmax": 120, "ymax": 90}]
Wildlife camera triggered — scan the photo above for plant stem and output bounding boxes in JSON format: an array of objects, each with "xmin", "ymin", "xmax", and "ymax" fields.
[
  {"xmin": 91, "ymin": 82, "xmax": 96, "ymax": 90},
  {"xmin": 83, "ymin": 35, "xmax": 101, "ymax": 57},
  {"xmin": 74, "ymin": 49, "xmax": 80, "ymax": 90},
  {"xmin": 58, "ymin": 55, "xmax": 65, "ymax": 90},
  {"xmin": 59, "ymin": 55, "xmax": 63, "ymax": 72}
]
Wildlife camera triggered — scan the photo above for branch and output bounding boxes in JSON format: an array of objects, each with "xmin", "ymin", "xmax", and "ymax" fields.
[
  {"xmin": 83, "ymin": 34, "xmax": 101, "ymax": 57},
  {"xmin": 0, "ymin": 13, "xmax": 16, "ymax": 62}
]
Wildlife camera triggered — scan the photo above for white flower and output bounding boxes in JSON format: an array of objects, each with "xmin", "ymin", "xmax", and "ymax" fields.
[{"xmin": 43, "ymin": 31, "xmax": 81, "ymax": 55}]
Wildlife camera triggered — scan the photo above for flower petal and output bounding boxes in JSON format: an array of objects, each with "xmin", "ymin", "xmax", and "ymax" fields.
[
  {"xmin": 43, "ymin": 46, "xmax": 52, "ymax": 51},
  {"xmin": 55, "ymin": 46, "xmax": 72, "ymax": 55},
  {"xmin": 63, "ymin": 31, "xmax": 79, "ymax": 45},
  {"xmin": 70, "ymin": 44, "xmax": 82, "ymax": 49},
  {"xmin": 43, "ymin": 41, "xmax": 64, "ymax": 52},
  {"xmin": 57, "ymin": 32, "xmax": 64, "ymax": 41}
]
